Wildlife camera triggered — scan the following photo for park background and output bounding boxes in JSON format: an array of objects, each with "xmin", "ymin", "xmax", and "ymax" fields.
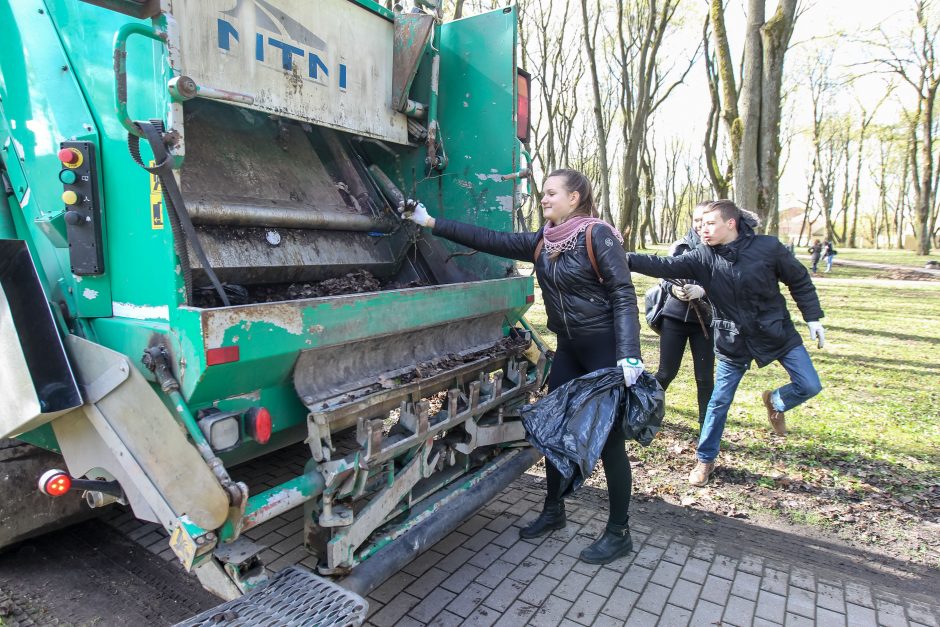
[{"xmin": 435, "ymin": 0, "xmax": 940, "ymax": 570}]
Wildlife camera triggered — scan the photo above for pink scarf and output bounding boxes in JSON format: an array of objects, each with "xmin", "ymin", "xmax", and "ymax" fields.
[{"xmin": 542, "ymin": 215, "xmax": 623, "ymax": 254}]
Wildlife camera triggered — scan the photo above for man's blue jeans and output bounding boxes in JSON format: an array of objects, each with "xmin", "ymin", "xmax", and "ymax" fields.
[{"xmin": 696, "ymin": 344, "xmax": 822, "ymax": 463}]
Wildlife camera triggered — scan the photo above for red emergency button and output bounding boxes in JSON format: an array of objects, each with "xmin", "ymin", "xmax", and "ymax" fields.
[{"xmin": 58, "ymin": 147, "xmax": 83, "ymax": 168}]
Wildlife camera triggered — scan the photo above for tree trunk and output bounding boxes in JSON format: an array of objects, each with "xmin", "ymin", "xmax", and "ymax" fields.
[
  {"xmin": 914, "ymin": 84, "xmax": 936, "ymax": 254},
  {"xmin": 580, "ymin": 0, "xmax": 613, "ymax": 224},
  {"xmin": 710, "ymin": 0, "xmax": 797, "ymax": 233},
  {"xmin": 756, "ymin": 0, "xmax": 796, "ymax": 232},
  {"xmin": 734, "ymin": 0, "xmax": 764, "ymax": 215}
]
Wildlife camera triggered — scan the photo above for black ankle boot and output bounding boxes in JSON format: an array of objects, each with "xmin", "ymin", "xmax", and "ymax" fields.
[
  {"xmin": 519, "ymin": 502, "xmax": 566, "ymax": 539},
  {"xmin": 579, "ymin": 527, "xmax": 633, "ymax": 564}
]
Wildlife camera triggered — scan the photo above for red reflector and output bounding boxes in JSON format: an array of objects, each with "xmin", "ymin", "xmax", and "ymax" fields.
[
  {"xmin": 525, "ymin": 294, "xmax": 535, "ymax": 304},
  {"xmin": 246, "ymin": 407, "xmax": 272, "ymax": 445},
  {"xmin": 39, "ymin": 469, "xmax": 72, "ymax": 497},
  {"xmin": 206, "ymin": 346, "xmax": 240, "ymax": 366}
]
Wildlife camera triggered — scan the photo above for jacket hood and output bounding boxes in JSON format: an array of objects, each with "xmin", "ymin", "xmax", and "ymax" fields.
[{"xmin": 668, "ymin": 226, "xmax": 702, "ymax": 256}]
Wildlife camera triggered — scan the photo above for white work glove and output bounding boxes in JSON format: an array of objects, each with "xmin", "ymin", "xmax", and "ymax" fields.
[
  {"xmin": 671, "ymin": 285, "xmax": 691, "ymax": 301},
  {"xmin": 807, "ymin": 321, "xmax": 825, "ymax": 349},
  {"xmin": 617, "ymin": 357, "xmax": 644, "ymax": 387},
  {"xmin": 399, "ymin": 200, "xmax": 433, "ymax": 227},
  {"xmin": 682, "ymin": 284, "xmax": 706, "ymax": 300}
]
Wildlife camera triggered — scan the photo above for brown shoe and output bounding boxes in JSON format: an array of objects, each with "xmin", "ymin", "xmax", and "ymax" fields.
[
  {"xmin": 762, "ymin": 390, "xmax": 787, "ymax": 435},
  {"xmin": 688, "ymin": 461, "xmax": 715, "ymax": 487}
]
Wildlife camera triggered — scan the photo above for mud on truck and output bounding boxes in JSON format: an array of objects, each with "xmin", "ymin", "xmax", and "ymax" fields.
[{"xmin": 0, "ymin": 0, "xmax": 547, "ymax": 609}]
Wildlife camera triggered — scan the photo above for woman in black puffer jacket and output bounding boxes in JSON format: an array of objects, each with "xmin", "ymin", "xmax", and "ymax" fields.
[
  {"xmin": 403, "ymin": 168, "xmax": 642, "ymax": 565},
  {"xmin": 654, "ymin": 202, "xmax": 714, "ymax": 427}
]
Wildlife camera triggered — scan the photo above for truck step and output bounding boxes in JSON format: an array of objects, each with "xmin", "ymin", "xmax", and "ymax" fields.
[{"xmin": 173, "ymin": 566, "xmax": 368, "ymax": 627}]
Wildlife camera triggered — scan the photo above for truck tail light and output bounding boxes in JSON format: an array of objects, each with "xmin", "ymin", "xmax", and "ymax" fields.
[
  {"xmin": 246, "ymin": 407, "xmax": 273, "ymax": 445},
  {"xmin": 38, "ymin": 469, "xmax": 72, "ymax": 497},
  {"xmin": 198, "ymin": 410, "xmax": 242, "ymax": 451},
  {"xmin": 516, "ymin": 69, "xmax": 531, "ymax": 144}
]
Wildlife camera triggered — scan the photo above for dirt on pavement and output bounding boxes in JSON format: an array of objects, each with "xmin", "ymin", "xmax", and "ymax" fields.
[{"xmin": 0, "ymin": 520, "xmax": 219, "ymax": 627}]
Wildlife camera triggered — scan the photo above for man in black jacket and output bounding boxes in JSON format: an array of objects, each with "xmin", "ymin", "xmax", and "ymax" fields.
[{"xmin": 628, "ymin": 200, "xmax": 825, "ymax": 487}]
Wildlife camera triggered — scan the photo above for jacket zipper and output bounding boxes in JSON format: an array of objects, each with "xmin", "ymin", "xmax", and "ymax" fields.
[{"xmin": 554, "ymin": 261, "xmax": 572, "ymax": 339}]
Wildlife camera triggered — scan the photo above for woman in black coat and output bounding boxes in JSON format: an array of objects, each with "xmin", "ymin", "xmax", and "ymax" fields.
[
  {"xmin": 403, "ymin": 168, "xmax": 643, "ymax": 564},
  {"xmin": 808, "ymin": 239, "xmax": 822, "ymax": 274},
  {"xmin": 654, "ymin": 203, "xmax": 714, "ymax": 427}
]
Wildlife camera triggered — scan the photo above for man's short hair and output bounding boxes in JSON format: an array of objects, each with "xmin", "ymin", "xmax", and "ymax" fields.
[{"xmin": 704, "ymin": 200, "xmax": 740, "ymax": 224}]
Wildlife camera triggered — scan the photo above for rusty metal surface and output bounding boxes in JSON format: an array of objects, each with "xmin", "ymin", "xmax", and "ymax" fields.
[
  {"xmin": 185, "ymin": 225, "xmax": 412, "ymax": 286},
  {"xmin": 392, "ymin": 13, "xmax": 435, "ymax": 112},
  {"xmin": 293, "ymin": 314, "xmax": 505, "ymax": 412},
  {"xmin": 180, "ymin": 101, "xmax": 348, "ymax": 216}
]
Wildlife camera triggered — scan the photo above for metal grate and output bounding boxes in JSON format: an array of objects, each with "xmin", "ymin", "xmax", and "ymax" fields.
[{"xmin": 174, "ymin": 566, "xmax": 368, "ymax": 627}]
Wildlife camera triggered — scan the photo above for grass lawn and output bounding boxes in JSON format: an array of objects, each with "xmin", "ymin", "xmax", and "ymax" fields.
[
  {"xmin": 830, "ymin": 247, "xmax": 938, "ymax": 268},
  {"xmin": 520, "ymin": 264, "xmax": 940, "ymax": 567}
]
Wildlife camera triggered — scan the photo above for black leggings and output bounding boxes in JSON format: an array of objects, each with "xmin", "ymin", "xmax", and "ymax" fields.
[
  {"xmin": 545, "ymin": 331, "xmax": 632, "ymax": 532},
  {"xmin": 654, "ymin": 317, "xmax": 715, "ymax": 425}
]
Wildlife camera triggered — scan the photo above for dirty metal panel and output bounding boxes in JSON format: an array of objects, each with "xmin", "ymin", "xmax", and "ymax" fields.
[
  {"xmin": 293, "ymin": 314, "xmax": 505, "ymax": 410},
  {"xmin": 370, "ymin": 7, "xmax": 520, "ymax": 280},
  {"xmin": 172, "ymin": 0, "xmax": 408, "ymax": 144},
  {"xmin": 180, "ymin": 100, "xmax": 347, "ymax": 218},
  {"xmin": 392, "ymin": 12, "xmax": 434, "ymax": 112},
  {"xmin": 186, "ymin": 225, "xmax": 411, "ymax": 285},
  {"xmin": 176, "ymin": 276, "xmax": 532, "ymax": 402}
]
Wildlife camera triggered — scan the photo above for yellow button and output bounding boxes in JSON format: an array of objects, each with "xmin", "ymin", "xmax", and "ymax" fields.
[{"xmin": 61, "ymin": 190, "xmax": 79, "ymax": 205}]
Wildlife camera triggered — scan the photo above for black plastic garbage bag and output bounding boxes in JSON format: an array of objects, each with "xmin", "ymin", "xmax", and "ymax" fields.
[
  {"xmin": 521, "ymin": 368, "xmax": 665, "ymax": 497},
  {"xmin": 621, "ymin": 371, "xmax": 666, "ymax": 447}
]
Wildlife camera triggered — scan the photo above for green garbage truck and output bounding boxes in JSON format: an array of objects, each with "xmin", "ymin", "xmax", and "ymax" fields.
[{"xmin": 0, "ymin": 0, "xmax": 545, "ymax": 603}]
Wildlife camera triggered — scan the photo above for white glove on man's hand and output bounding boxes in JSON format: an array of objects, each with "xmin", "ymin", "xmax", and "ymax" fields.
[
  {"xmin": 617, "ymin": 357, "xmax": 644, "ymax": 387},
  {"xmin": 671, "ymin": 285, "xmax": 691, "ymax": 301},
  {"xmin": 399, "ymin": 200, "xmax": 433, "ymax": 227},
  {"xmin": 682, "ymin": 284, "xmax": 706, "ymax": 300},
  {"xmin": 807, "ymin": 321, "xmax": 825, "ymax": 349}
]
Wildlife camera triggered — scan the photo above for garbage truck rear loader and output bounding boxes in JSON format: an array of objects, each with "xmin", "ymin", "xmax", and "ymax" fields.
[{"xmin": 0, "ymin": 0, "xmax": 546, "ymax": 600}]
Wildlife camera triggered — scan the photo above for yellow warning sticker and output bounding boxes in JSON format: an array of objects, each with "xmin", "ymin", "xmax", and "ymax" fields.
[{"xmin": 149, "ymin": 161, "xmax": 164, "ymax": 230}]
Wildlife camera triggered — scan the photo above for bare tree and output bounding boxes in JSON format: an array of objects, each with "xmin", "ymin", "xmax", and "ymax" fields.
[
  {"xmin": 708, "ymin": 0, "xmax": 799, "ymax": 233},
  {"xmin": 868, "ymin": 0, "xmax": 940, "ymax": 253},
  {"xmin": 521, "ymin": 0, "xmax": 584, "ymax": 227},
  {"xmin": 613, "ymin": 0, "xmax": 696, "ymax": 250},
  {"xmin": 581, "ymin": 0, "xmax": 616, "ymax": 223}
]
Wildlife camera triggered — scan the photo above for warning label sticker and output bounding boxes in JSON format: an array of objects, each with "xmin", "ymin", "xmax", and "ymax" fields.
[{"xmin": 149, "ymin": 162, "xmax": 164, "ymax": 230}]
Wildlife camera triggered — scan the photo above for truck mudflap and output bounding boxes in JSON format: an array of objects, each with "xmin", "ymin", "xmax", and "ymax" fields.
[{"xmin": 54, "ymin": 335, "xmax": 230, "ymax": 530}]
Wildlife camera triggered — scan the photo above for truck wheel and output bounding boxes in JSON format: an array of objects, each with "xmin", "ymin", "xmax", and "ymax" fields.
[{"xmin": 0, "ymin": 439, "xmax": 91, "ymax": 550}]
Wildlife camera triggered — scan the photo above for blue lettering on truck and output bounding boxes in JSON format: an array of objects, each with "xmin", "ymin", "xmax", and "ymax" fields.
[{"xmin": 217, "ymin": 17, "xmax": 348, "ymax": 89}]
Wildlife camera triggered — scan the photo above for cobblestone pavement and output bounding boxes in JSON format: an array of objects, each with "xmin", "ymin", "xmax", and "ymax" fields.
[{"xmin": 106, "ymin": 446, "xmax": 940, "ymax": 627}]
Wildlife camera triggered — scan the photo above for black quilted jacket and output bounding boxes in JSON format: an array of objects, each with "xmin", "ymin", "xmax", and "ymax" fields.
[
  {"xmin": 432, "ymin": 218, "xmax": 642, "ymax": 360},
  {"xmin": 628, "ymin": 221, "xmax": 823, "ymax": 367}
]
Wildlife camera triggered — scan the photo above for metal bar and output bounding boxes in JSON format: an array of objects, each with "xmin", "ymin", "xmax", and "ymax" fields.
[
  {"xmin": 240, "ymin": 470, "xmax": 325, "ymax": 531},
  {"xmin": 186, "ymin": 201, "xmax": 396, "ymax": 231},
  {"xmin": 113, "ymin": 23, "xmax": 166, "ymax": 137},
  {"xmin": 363, "ymin": 380, "xmax": 530, "ymax": 469},
  {"xmin": 341, "ymin": 446, "xmax": 541, "ymax": 596},
  {"xmin": 367, "ymin": 165, "xmax": 404, "ymax": 206}
]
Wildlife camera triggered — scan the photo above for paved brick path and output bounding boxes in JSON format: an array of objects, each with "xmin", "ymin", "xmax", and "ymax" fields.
[
  {"xmin": 357, "ymin": 474, "xmax": 939, "ymax": 627},
  {"xmin": 106, "ymin": 448, "xmax": 940, "ymax": 627}
]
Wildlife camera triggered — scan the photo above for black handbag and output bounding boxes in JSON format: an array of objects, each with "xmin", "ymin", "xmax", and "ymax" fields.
[{"xmin": 644, "ymin": 283, "xmax": 668, "ymax": 334}]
